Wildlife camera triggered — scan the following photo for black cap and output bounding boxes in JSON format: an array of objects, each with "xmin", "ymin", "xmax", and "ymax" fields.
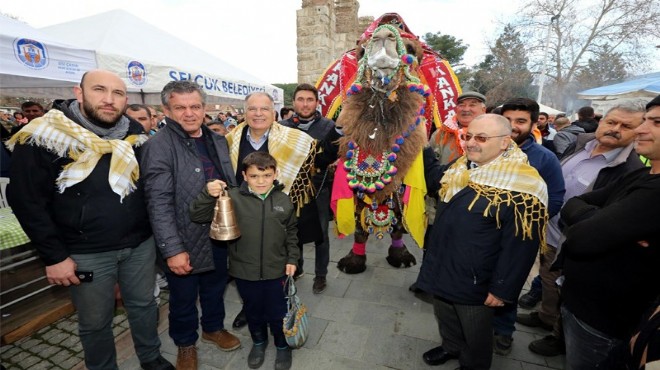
[
  {"xmin": 457, "ymin": 91, "xmax": 486, "ymax": 104},
  {"xmin": 646, "ymin": 94, "xmax": 660, "ymax": 110}
]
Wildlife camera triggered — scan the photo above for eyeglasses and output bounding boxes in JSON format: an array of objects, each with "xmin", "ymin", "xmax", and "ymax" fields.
[{"xmin": 460, "ymin": 133, "xmax": 509, "ymax": 143}]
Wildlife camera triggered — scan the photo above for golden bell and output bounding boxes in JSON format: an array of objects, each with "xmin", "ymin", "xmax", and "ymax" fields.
[{"xmin": 209, "ymin": 189, "xmax": 241, "ymax": 241}]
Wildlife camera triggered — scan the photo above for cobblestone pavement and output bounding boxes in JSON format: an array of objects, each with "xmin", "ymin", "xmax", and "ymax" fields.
[
  {"xmin": 0, "ymin": 292, "xmax": 169, "ymax": 370},
  {"xmin": 2, "ymin": 232, "xmax": 564, "ymax": 370}
]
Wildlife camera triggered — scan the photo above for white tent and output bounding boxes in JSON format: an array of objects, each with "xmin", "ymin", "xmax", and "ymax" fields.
[
  {"xmin": 538, "ymin": 103, "xmax": 563, "ymax": 115},
  {"xmin": 0, "ymin": 15, "xmax": 97, "ymax": 99},
  {"xmin": 42, "ymin": 10, "xmax": 283, "ymax": 106}
]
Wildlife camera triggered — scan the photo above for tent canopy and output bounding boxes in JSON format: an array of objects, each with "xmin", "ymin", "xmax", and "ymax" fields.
[
  {"xmin": 0, "ymin": 15, "xmax": 97, "ymax": 99},
  {"xmin": 42, "ymin": 10, "xmax": 283, "ymax": 106},
  {"xmin": 578, "ymin": 72, "xmax": 660, "ymax": 99},
  {"xmin": 538, "ymin": 103, "xmax": 563, "ymax": 115}
]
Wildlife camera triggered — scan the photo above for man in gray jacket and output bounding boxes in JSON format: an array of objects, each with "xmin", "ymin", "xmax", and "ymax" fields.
[
  {"xmin": 553, "ymin": 116, "xmax": 585, "ymax": 158},
  {"xmin": 140, "ymin": 81, "xmax": 240, "ymax": 370}
]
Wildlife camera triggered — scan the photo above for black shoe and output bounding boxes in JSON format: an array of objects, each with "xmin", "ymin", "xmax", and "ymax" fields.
[
  {"xmin": 409, "ymin": 282, "xmax": 423, "ymax": 293},
  {"xmin": 516, "ymin": 311, "xmax": 553, "ymax": 331},
  {"xmin": 422, "ymin": 346, "xmax": 458, "ymax": 366},
  {"xmin": 232, "ymin": 309, "xmax": 247, "ymax": 329},
  {"xmin": 529, "ymin": 335, "xmax": 566, "ymax": 356},
  {"xmin": 518, "ymin": 290, "xmax": 541, "ymax": 309},
  {"xmin": 141, "ymin": 355, "xmax": 175, "ymax": 370},
  {"xmin": 293, "ymin": 268, "xmax": 304, "ymax": 280},
  {"xmin": 247, "ymin": 340, "xmax": 267, "ymax": 369},
  {"xmin": 312, "ymin": 276, "xmax": 327, "ymax": 294},
  {"xmin": 274, "ymin": 347, "xmax": 292, "ymax": 370}
]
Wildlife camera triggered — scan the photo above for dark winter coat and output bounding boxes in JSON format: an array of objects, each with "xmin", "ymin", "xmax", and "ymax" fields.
[
  {"xmin": 140, "ymin": 118, "xmax": 237, "ymax": 274},
  {"xmin": 561, "ymin": 168, "xmax": 660, "ymax": 339},
  {"xmin": 7, "ymin": 100, "xmax": 151, "ymax": 265},
  {"xmin": 416, "ymin": 185, "xmax": 542, "ymax": 305},
  {"xmin": 189, "ymin": 182, "xmax": 299, "ymax": 280}
]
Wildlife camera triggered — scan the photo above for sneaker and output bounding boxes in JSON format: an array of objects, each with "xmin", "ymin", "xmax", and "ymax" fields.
[
  {"xmin": 274, "ymin": 347, "xmax": 292, "ymax": 370},
  {"xmin": 201, "ymin": 330, "xmax": 241, "ymax": 351},
  {"xmin": 516, "ymin": 311, "xmax": 553, "ymax": 331},
  {"xmin": 247, "ymin": 340, "xmax": 268, "ymax": 369},
  {"xmin": 141, "ymin": 354, "xmax": 174, "ymax": 370},
  {"xmin": 529, "ymin": 335, "xmax": 566, "ymax": 356},
  {"xmin": 175, "ymin": 346, "xmax": 197, "ymax": 370},
  {"xmin": 493, "ymin": 335, "xmax": 513, "ymax": 356},
  {"xmin": 312, "ymin": 276, "xmax": 327, "ymax": 294},
  {"xmin": 518, "ymin": 290, "xmax": 541, "ymax": 309},
  {"xmin": 156, "ymin": 273, "xmax": 169, "ymax": 290}
]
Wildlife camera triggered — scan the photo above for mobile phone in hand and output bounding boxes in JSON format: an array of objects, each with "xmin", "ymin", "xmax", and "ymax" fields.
[{"xmin": 75, "ymin": 270, "xmax": 94, "ymax": 283}]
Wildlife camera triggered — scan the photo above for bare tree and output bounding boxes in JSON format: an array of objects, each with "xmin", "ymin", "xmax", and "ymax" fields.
[{"xmin": 515, "ymin": 0, "xmax": 660, "ymax": 109}]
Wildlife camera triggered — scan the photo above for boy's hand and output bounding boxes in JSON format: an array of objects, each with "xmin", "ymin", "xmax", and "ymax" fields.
[
  {"xmin": 285, "ymin": 264, "xmax": 297, "ymax": 276},
  {"xmin": 207, "ymin": 180, "xmax": 227, "ymax": 197}
]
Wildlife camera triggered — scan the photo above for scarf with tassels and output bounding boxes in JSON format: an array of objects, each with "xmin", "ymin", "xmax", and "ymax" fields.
[
  {"xmin": 226, "ymin": 121, "xmax": 317, "ymax": 215},
  {"xmin": 5, "ymin": 109, "xmax": 147, "ymax": 201},
  {"xmin": 439, "ymin": 144, "xmax": 549, "ymax": 252}
]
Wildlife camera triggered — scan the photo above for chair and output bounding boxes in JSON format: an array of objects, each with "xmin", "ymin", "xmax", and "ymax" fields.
[{"xmin": 0, "ymin": 177, "xmax": 9, "ymax": 208}]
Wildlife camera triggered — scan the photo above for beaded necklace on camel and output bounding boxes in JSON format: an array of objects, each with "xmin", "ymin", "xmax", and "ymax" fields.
[{"xmin": 342, "ymin": 24, "xmax": 431, "ymax": 238}]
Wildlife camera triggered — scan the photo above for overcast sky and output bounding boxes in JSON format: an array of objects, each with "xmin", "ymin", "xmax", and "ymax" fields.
[{"xmin": 3, "ymin": 0, "xmax": 536, "ymax": 83}]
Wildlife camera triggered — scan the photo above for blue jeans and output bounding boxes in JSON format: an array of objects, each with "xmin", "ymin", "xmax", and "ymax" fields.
[
  {"xmin": 492, "ymin": 303, "xmax": 517, "ymax": 337},
  {"xmin": 562, "ymin": 305, "xmax": 622, "ymax": 370},
  {"xmin": 235, "ymin": 277, "xmax": 288, "ymax": 348},
  {"xmin": 70, "ymin": 236, "xmax": 160, "ymax": 370},
  {"xmin": 166, "ymin": 244, "xmax": 228, "ymax": 346}
]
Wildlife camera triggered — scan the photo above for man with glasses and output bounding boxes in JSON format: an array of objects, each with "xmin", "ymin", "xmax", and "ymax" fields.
[{"xmin": 417, "ymin": 114, "xmax": 548, "ymax": 369}]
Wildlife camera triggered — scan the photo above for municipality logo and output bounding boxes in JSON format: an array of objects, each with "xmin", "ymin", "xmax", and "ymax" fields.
[
  {"xmin": 127, "ymin": 61, "xmax": 147, "ymax": 86},
  {"xmin": 14, "ymin": 38, "xmax": 48, "ymax": 69}
]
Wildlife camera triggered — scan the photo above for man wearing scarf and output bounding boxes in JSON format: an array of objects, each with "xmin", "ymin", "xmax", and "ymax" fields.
[
  {"xmin": 6, "ymin": 70, "xmax": 173, "ymax": 370},
  {"xmin": 280, "ymin": 83, "xmax": 342, "ymax": 294},
  {"xmin": 417, "ymin": 114, "xmax": 548, "ymax": 370}
]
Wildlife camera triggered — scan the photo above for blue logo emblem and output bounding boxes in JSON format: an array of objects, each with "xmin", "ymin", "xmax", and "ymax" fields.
[
  {"xmin": 127, "ymin": 61, "xmax": 147, "ymax": 86},
  {"xmin": 14, "ymin": 38, "xmax": 48, "ymax": 69}
]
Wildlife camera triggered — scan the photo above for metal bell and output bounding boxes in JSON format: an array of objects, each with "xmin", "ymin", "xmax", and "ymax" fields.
[{"xmin": 209, "ymin": 189, "xmax": 241, "ymax": 241}]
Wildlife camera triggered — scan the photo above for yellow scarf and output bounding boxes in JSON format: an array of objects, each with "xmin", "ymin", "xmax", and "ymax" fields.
[
  {"xmin": 226, "ymin": 121, "xmax": 317, "ymax": 214},
  {"xmin": 440, "ymin": 144, "xmax": 548, "ymax": 250},
  {"xmin": 5, "ymin": 109, "xmax": 147, "ymax": 201}
]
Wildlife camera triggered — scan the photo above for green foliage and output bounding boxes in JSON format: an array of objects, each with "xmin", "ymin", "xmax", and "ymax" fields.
[
  {"xmin": 575, "ymin": 44, "xmax": 628, "ymax": 89},
  {"xmin": 467, "ymin": 24, "xmax": 535, "ymax": 106},
  {"xmin": 422, "ymin": 32, "xmax": 469, "ymax": 67}
]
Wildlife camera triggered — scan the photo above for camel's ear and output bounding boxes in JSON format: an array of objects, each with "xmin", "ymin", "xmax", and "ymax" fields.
[{"xmin": 404, "ymin": 38, "xmax": 424, "ymax": 64}]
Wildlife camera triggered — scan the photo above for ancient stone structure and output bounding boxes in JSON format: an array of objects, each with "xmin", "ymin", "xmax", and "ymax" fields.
[{"xmin": 297, "ymin": 0, "xmax": 373, "ymax": 84}]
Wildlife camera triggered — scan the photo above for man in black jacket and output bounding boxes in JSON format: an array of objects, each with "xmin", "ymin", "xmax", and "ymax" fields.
[
  {"xmin": 417, "ymin": 114, "xmax": 548, "ymax": 369},
  {"xmin": 279, "ymin": 83, "xmax": 341, "ymax": 294},
  {"xmin": 559, "ymin": 96, "xmax": 660, "ymax": 369},
  {"xmin": 6, "ymin": 70, "xmax": 172, "ymax": 370},
  {"xmin": 140, "ymin": 81, "xmax": 240, "ymax": 370},
  {"xmin": 517, "ymin": 104, "xmax": 645, "ymax": 357}
]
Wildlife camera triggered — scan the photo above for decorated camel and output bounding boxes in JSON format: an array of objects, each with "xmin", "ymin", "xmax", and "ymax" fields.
[{"xmin": 320, "ymin": 14, "xmax": 461, "ymax": 273}]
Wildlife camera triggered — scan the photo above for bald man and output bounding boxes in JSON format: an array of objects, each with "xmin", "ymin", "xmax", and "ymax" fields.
[
  {"xmin": 7, "ymin": 70, "xmax": 173, "ymax": 370},
  {"xmin": 418, "ymin": 114, "xmax": 548, "ymax": 369}
]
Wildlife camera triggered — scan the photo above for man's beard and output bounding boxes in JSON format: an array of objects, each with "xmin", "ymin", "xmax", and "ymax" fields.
[
  {"xmin": 296, "ymin": 111, "xmax": 316, "ymax": 121},
  {"xmin": 513, "ymin": 129, "xmax": 531, "ymax": 145},
  {"xmin": 82, "ymin": 99, "xmax": 122, "ymax": 127}
]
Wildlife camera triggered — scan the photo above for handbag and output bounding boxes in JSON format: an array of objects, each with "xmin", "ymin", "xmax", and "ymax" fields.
[
  {"xmin": 282, "ymin": 275, "xmax": 309, "ymax": 348},
  {"xmin": 209, "ymin": 188, "xmax": 241, "ymax": 241}
]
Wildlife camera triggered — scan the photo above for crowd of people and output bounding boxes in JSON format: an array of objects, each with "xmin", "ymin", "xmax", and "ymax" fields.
[{"xmin": 1, "ymin": 69, "xmax": 658, "ymax": 370}]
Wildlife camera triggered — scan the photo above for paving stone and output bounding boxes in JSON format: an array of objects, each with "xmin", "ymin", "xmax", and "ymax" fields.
[
  {"xmin": 27, "ymin": 343, "xmax": 49, "ymax": 356},
  {"xmin": 39, "ymin": 328, "xmax": 63, "ymax": 342},
  {"xmin": 58, "ymin": 355, "xmax": 82, "ymax": 370},
  {"xmin": 18, "ymin": 354, "xmax": 40, "ymax": 368},
  {"xmin": 312, "ymin": 295, "xmax": 359, "ymax": 323},
  {"xmin": 393, "ymin": 309, "xmax": 439, "ymax": 342},
  {"xmin": 28, "ymin": 360, "xmax": 53, "ymax": 370},
  {"xmin": 315, "ymin": 321, "xmax": 369, "ymax": 360},
  {"xmin": 18, "ymin": 339, "xmax": 40, "ymax": 351},
  {"xmin": 60, "ymin": 335, "xmax": 80, "ymax": 348},
  {"xmin": 50, "ymin": 349, "xmax": 74, "ymax": 365},
  {"xmin": 362, "ymin": 327, "xmax": 428, "ymax": 369},
  {"xmin": 45, "ymin": 331, "xmax": 70, "ymax": 345},
  {"xmin": 55, "ymin": 319, "xmax": 78, "ymax": 333}
]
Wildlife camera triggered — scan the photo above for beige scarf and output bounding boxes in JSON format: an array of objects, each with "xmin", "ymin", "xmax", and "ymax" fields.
[
  {"xmin": 226, "ymin": 121, "xmax": 317, "ymax": 214},
  {"xmin": 440, "ymin": 144, "xmax": 549, "ymax": 249},
  {"xmin": 6, "ymin": 109, "xmax": 147, "ymax": 201}
]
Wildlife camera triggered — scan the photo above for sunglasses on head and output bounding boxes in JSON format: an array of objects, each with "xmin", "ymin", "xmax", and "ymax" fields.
[{"xmin": 460, "ymin": 133, "xmax": 509, "ymax": 143}]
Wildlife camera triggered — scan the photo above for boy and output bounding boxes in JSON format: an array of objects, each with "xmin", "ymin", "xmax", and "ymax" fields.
[{"xmin": 190, "ymin": 151, "xmax": 299, "ymax": 370}]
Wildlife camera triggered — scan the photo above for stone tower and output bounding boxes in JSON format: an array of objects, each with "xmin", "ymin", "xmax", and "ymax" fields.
[{"xmin": 296, "ymin": 0, "xmax": 373, "ymax": 84}]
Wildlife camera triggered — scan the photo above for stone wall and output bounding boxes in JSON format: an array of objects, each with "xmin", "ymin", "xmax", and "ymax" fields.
[{"xmin": 297, "ymin": 0, "xmax": 373, "ymax": 84}]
